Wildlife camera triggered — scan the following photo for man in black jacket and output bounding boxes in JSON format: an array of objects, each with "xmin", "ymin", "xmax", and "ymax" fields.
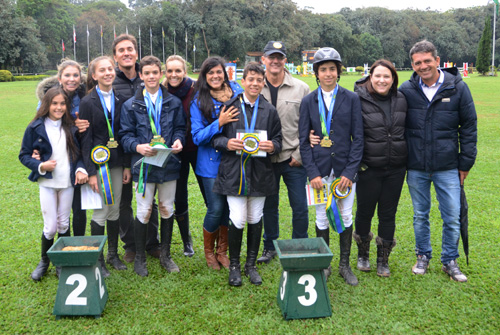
[
  {"xmin": 112, "ymin": 34, "xmax": 160, "ymax": 262},
  {"xmin": 399, "ymin": 40, "xmax": 477, "ymax": 282}
]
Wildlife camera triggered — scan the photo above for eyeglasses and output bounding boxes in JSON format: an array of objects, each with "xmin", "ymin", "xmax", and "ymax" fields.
[{"xmin": 266, "ymin": 54, "xmax": 285, "ymax": 61}]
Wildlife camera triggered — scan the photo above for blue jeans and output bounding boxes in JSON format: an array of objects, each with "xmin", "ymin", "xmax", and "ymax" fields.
[
  {"xmin": 407, "ymin": 169, "xmax": 461, "ymax": 264},
  {"xmin": 262, "ymin": 160, "xmax": 309, "ymax": 250},
  {"xmin": 201, "ymin": 177, "xmax": 229, "ymax": 233}
]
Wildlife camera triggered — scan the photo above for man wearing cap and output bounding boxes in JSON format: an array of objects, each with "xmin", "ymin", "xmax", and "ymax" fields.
[{"xmin": 257, "ymin": 41, "xmax": 311, "ymax": 264}]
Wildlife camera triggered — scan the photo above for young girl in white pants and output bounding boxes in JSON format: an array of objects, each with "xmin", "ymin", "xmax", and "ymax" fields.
[{"xmin": 19, "ymin": 86, "xmax": 88, "ymax": 281}]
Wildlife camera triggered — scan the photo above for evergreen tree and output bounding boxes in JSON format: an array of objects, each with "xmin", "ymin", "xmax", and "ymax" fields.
[{"xmin": 476, "ymin": 15, "xmax": 492, "ymax": 75}]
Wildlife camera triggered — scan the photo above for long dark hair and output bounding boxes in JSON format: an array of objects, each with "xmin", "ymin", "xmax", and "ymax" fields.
[
  {"xmin": 368, "ymin": 59, "xmax": 399, "ymax": 95},
  {"xmin": 32, "ymin": 87, "xmax": 80, "ymax": 161},
  {"xmin": 192, "ymin": 57, "xmax": 231, "ymax": 123}
]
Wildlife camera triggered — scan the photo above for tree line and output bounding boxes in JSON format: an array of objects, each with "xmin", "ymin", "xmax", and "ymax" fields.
[{"xmin": 1, "ymin": 0, "xmax": 499, "ymax": 72}]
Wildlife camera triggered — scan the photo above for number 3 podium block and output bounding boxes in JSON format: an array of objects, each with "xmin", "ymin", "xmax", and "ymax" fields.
[
  {"xmin": 273, "ymin": 238, "xmax": 333, "ymax": 320},
  {"xmin": 47, "ymin": 236, "xmax": 108, "ymax": 319}
]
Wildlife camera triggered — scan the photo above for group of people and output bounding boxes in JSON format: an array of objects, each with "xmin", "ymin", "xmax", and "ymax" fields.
[{"xmin": 20, "ymin": 35, "xmax": 477, "ymax": 287}]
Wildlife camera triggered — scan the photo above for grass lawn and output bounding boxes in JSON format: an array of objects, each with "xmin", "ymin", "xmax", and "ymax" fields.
[{"xmin": 0, "ymin": 72, "xmax": 499, "ymax": 334}]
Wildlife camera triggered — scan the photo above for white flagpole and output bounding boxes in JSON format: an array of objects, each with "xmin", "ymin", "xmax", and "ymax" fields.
[
  {"xmin": 185, "ymin": 29, "xmax": 187, "ymax": 62},
  {"xmin": 86, "ymin": 24, "xmax": 90, "ymax": 66},
  {"xmin": 150, "ymin": 27, "xmax": 153, "ymax": 56},
  {"xmin": 73, "ymin": 25, "xmax": 76, "ymax": 60},
  {"xmin": 100, "ymin": 25, "xmax": 103, "ymax": 56},
  {"xmin": 139, "ymin": 26, "xmax": 142, "ymax": 59},
  {"xmin": 174, "ymin": 30, "xmax": 176, "ymax": 55},
  {"xmin": 492, "ymin": 2, "xmax": 497, "ymax": 75},
  {"xmin": 162, "ymin": 27, "xmax": 165, "ymax": 64}
]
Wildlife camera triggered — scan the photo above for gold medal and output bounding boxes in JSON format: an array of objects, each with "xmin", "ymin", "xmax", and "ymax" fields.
[
  {"xmin": 107, "ymin": 138, "xmax": 119, "ymax": 148},
  {"xmin": 320, "ymin": 136, "xmax": 332, "ymax": 148},
  {"xmin": 151, "ymin": 134, "xmax": 165, "ymax": 145}
]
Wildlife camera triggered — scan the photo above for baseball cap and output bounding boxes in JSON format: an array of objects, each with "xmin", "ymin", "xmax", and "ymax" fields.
[{"xmin": 263, "ymin": 41, "xmax": 287, "ymax": 57}]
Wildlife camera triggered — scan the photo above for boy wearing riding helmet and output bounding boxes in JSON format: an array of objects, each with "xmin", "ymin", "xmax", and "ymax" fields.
[{"xmin": 298, "ymin": 47, "xmax": 364, "ymax": 286}]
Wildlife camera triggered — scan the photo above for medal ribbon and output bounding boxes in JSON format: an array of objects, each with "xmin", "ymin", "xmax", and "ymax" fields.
[
  {"xmin": 143, "ymin": 89, "xmax": 163, "ymax": 136},
  {"xmin": 317, "ymin": 85, "xmax": 338, "ymax": 137},
  {"xmin": 91, "ymin": 146, "xmax": 114, "ymax": 206},
  {"xmin": 96, "ymin": 86, "xmax": 115, "ymax": 138},
  {"xmin": 326, "ymin": 177, "xmax": 351, "ymax": 234},
  {"xmin": 238, "ymin": 96, "xmax": 260, "ymax": 195},
  {"xmin": 137, "ymin": 160, "xmax": 151, "ymax": 198}
]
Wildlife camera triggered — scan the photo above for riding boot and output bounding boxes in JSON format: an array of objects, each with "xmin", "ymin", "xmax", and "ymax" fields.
[
  {"xmin": 228, "ymin": 222, "xmax": 243, "ymax": 286},
  {"xmin": 91, "ymin": 220, "xmax": 110, "ymax": 278},
  {"xmin": 160, "ymin": 216, "xmax": 180, "ymax": 273},
  {"xmin": 245, "ymin": 220, "xmax": 263, "ymax": 285},
  {"xmin": 106, "ymin": 219, "xmax": 127, "ymax": 270},
  {"xmin": 353, "ymin": 231, "xmax": 373, "ymax": 272},
  {"xmin": 316, "ymin": 226, "xmax": 332, "ymax": 278},
  {"xmin": 175, "ymin": 210, "xmax": 194, "ymax": 257},
  {"xmin": 203, "ymin": 228, "xmax": 221, "ymax": 270},
  {"xmin": 133, "ymin": 218, "xmax": 148, "ymax": 277},
  {"xmin": 338, "ymin": 226, "xmax": 358, "ymax": 286},
  {"xmin": 376, "ymin": 236, "xmax": 396, "ymax": 277},
  {"xmin": 31, "ymin": 233, "xmax": 54, "ymax": 281},
  {"xmin": 216, "ymin": 226, "xmax": 230, "ymax": 269}
]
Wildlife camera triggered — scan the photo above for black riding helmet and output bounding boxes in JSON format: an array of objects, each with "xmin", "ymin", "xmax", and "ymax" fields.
[{"xmin": 313, "ymin": 47, "xmax": 342, "ymax": 85}]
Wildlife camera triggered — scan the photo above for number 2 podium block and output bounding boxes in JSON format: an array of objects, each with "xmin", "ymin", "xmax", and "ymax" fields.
[
  {"xmin": 47, "ymin": 236, "xmax": 108, "ymax": 319},
  {"xmin": 273, "ymin": 238, "xmax": 333, "ymax": 320}
]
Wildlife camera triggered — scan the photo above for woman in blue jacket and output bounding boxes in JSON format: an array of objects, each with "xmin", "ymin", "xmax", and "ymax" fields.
[
  {"xmin": 190, "ymin": 57, "xmax": 243, "ymax": 270},
  {"xmin": 299, "ymin": 48, "xmax": 363, "ymax": 286}
]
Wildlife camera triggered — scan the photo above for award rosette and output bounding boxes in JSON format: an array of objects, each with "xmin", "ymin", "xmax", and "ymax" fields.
[
  {"xmin": 326, "ymin": 178, "xmax": 352, "ymax": 233},
  {"xmin": 238, "ymin": 133, "xmax": 260, "ymax": 195},
  {"xmin": 91, "ymin": 145, "xmax": 114, "ymax": 206}
]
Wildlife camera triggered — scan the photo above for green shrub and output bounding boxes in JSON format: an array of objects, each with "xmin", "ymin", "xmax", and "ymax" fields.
[
  {"xmin": 13, "ymin": 75, "xmax": 50, "ymax": 81},
  {"xmin": 44, "ymin": 70, "xmax": 58, "ymax": 75},
  {"xmin": 0, "ymin": 70, "xmax": 14, "ymax": 82},
  {"xmin": 355, "ymin": 66, "xmax": 364, "ymax": 73}
]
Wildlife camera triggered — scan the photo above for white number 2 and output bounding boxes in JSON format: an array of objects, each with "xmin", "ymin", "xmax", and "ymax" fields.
[
  {"xmin": 65, "ymin": 274, "xmax": 87, "ymax": 306},
  {"xmin": 297, "ymin": 274, "xmax": 317, "ymax": 307},
  {"xmin": 280, "ymin": 271, "xmax": 288, "ymax": 300},
  {"xmin": 95, "ymin": 267, "xmax": 105, "ymax": 299}
]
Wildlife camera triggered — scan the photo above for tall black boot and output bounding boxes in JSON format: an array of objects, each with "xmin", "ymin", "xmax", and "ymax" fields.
[
  {"xmin": 91, "ymin": 220, "xmax": 110, "ymax": 278},
  {"xmin": 31, "ymin": 233, "xmax": 54, "ymax": 281},
  {"xmin": 338, "ymin": 226, "xmax": 358, "ymax": 286},
  {"xmin": 376, "ymin": 236, "xmax": 396, "ymax": 277},
  {"xmin": 353, "ymin": 231, "xmax": 373, "ymax": 272},
  {"xmin": 316, "ymin": 226, "xmax": 332, "ymax": 278},
  {"xmin": 134, "ymin": 218, "xmax": 148, "ymax": 277},
  {"xmin": 160, "ymin": 217, "xmax": 180, "ymax": 273},
  {"xmin": 228, "ymin": 222, "xmax": 243, "ymax": 287},
  {"xmin": 106, "ymin": 220, "xmax": 127, "ymax": 270},
  {"xmin": 245, "ymin": 220, "xmax": 263, "ymax": 285},
  {"xmin": 175, "ymin": 210, "xmax": 194, "ymax": 257}
]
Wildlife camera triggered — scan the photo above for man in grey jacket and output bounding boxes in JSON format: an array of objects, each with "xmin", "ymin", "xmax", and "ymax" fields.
[{"xmin": 257, "ymin": 41, "xmax": 311, "ymax": 264}]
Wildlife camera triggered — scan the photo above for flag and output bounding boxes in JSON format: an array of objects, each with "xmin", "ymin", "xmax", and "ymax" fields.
[
  {"xmin": 62, "ymin": 40, "xmax": 65, "ymax": 52},
  {"xmin": 87, "ymin": 25, "xmax": 89, "ymax": 37},
  {"xmin": 185, "ymin": 30, "xmax": 187, "ymax": 43},
  {"xmin": 193, "ymin": 44, "xmax": 196, "ymax": 52},
  {"xmin": 126, "ymin": 26, "xmax": 129, "ymax": 35},
  {"xmin": 73, "ymin": 25, "xmax": 76, "ymax": 43},
  {"xmin": 150, "ymin": 27, "xmax": 152, "ymax": 38},
  {"xmin": 100, "ymin": 25, "xmax": 103, "ymax": 38},
  {"xmin": 162, "ymin": 27, "xmax": 165, "ymax": 38},
  {"xmin": 114, "ymin": 25, "xmax": 116, "ymax": 38},
  {"xmin": 494, "ymin": 0, "xmax": 499, "ymax": 15}
]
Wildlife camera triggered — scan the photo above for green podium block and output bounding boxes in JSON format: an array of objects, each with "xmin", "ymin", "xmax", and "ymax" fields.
[
  {"xmin": 47, "ymin": 236, "xmax": 108, "ymax": 319},
  {"xmin": 273, "ymin": 238, "xmax": 333, "ymax": 320}
]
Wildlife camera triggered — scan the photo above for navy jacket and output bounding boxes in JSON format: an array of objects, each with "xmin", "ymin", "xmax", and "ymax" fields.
[
  {"xmin": 119, "ymin": 85, "xmax": 186, "ymax": 183},
  {"xmin": 299, "ymin": 86, "xmax": 364, "ymax": 182},
  {"xmin": 79, "ymin": 88, "xmax": 131, "ymax": 177},
  {"xmin": 19, "ymin": 117, "xmax": 84, "ymax": 183},
  {"xmin": 399, "ymin": 67, "xmax": 477, "ymax": 172},
  {"xmin": 113, "ymin": 64, "xmax": 144, "ymax": 101},
  {"xmin": 212, "ymin": 94, "xmax": 282, "ymax": 196}
]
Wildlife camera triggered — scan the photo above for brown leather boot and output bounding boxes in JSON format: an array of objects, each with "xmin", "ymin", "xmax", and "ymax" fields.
[
  {"xmin": 216, "ymin": 226, "xmax": 230, "ymax": 269},
  {"xmin": 203, "ymin": 228, "xmax": 220, "ymax": 270}
]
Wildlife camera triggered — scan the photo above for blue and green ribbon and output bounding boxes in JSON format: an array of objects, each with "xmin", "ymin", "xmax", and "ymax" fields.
[
  {"xmin": 91, "ymin": 146, "xmax": 114, "ymax": 206},
  {"xmin": 326, "ymin": 178, "xmax": 351, "ymax": 233},
  {"xmin": 237, "ymin": 97, "xmax": 260, "ymax": 195}
]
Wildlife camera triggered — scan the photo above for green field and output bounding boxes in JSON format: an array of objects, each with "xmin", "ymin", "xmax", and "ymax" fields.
[{"xmin": 1, "ymin": 73, "xmax": 499, "ymax": 334}]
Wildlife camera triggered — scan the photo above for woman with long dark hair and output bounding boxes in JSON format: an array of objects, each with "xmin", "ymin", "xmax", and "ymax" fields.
[{"xmin": 190, "ymin": 57, "xmax": 242, "ymax": 270}]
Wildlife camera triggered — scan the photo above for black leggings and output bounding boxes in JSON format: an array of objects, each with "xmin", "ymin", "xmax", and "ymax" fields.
[{"xmin": 354, "ymin": 166, "xmax": 406, "ymax": 241}]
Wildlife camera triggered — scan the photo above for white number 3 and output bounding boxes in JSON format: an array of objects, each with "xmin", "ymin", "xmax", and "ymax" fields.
[{"xmin": 297, "ymin": 274, "xmax": 317, "ymax": 306}]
